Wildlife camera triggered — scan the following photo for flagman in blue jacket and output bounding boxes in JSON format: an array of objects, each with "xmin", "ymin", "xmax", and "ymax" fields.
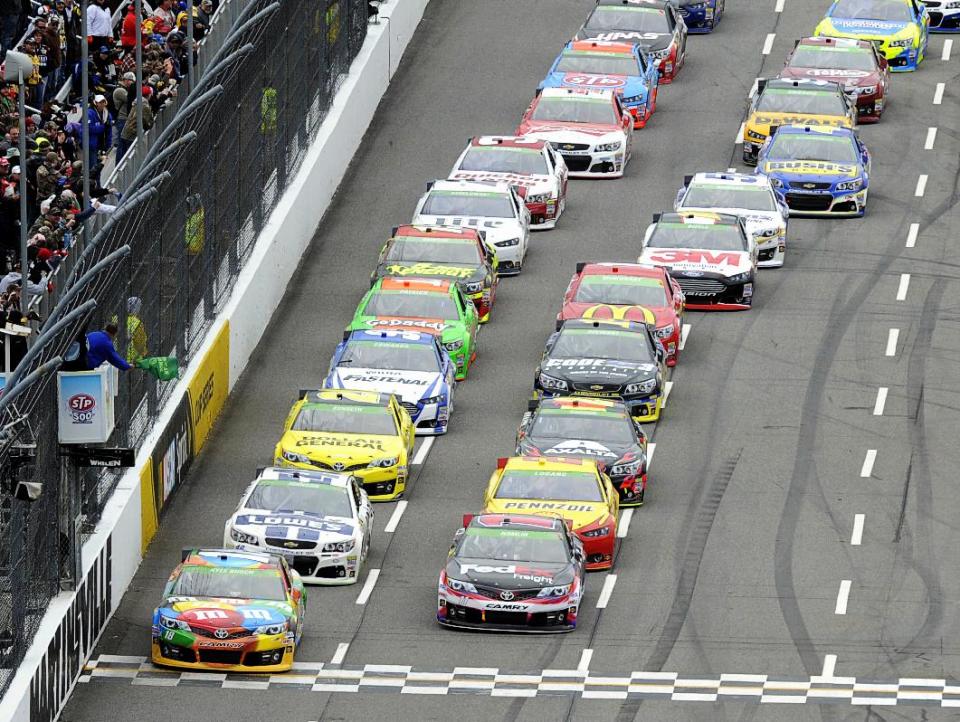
[{"xmin": 86, "ymin": 323, "xmax": 131, "ymax": 371}]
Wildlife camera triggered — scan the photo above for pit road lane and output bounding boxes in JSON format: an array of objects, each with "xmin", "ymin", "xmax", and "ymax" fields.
[{"xmin": 62, "ymin": 1, "xmax": 960, "ymax": 720}]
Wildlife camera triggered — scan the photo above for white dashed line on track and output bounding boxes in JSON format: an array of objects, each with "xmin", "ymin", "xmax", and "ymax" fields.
[
  {"xmin": 873, "ymin": 387, "xmax": 888, "ymax": 416},
  {"xmin": 906, "ymin": 223, "xmax": 919, "ymax": 248},
  {"xmin": 914, "ymin": 175, "xmax": 928, "ymax": 197},
  {"xmin": 355, "ymin": 568, "xmax": 381, "ymax": 605},
  {"xmin": 412, "ymin": 437, "xmax": 434, "ymax": 465},
  {"xmin": 924, "ymin": 127, "xmax": 937, "ymax": 150},
  {"xmin": 860, "ymin": 449, "xmax": 877, "ymax": 478},
  {"xmin": 885, "ymin": 329, "xmax": 899, "ymax": 357},
  {"xmin": 851, "ymin": 514, "xmax": 864, "ymax": 546},
  {"xmin": 577, "ymin": 649, "xmax": 594, "ymax": 672},
  {"xmin": 762, "ymin": 33, "xmax": 776, "ymax": 55},
  {"xmin": 775, "ymin": 0, "xmax": 785, "ymax": 11},
  {"xmin": 821, "ymin": 655, "xmax": 838, "ymax": 679},
  {"xmin": 933, "ymin": 82, "xmax": 945, "ymax": 104},
  {"xmin": 596, "ymin": 574, "xmax": 617, "ymax": 609},
  {"xmin": 383, "ymin": 500, "xmax": 408, "ymax": 533},
  {"xmin": 943, "ymin": 39, "xmax": 953, "ymax": 61},
  {"xmin": 647, "ymin": 441, "xmax": 656, "ymax": 467},
  {"xmin": 616, "ymin": 508, "xmax": 634, "ymax": 538},
  {"xmin": 835, "ymin": 580, "xmax": 851, "ymax": 615},
  {"xmin": 735, "ymin": 122, "xmax": 745, "ymax": 144},
  {"xmin": 331, "ymin": 643, "xmax": 350, "ymax": 665},
  {"xmin": 662, "ymin": 381, "xmax": 673, "ymax": 409},
  {"xmin": 896, "ymin": 274, "xmax": 910, "ymax": 301},
  {"xmin": 680, "ymin": 323, "xmax": 691, "ymax": 350}
]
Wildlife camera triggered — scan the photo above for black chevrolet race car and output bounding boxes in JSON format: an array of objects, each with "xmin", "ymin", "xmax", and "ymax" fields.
[
  {"xmin": 437, "ymin": 513, "xmax": 585, "ymax": 633},
  {"xmin": 517, "ymin": 397, "xmax": 650, "ymax": 506},
  {"xmin": 534, "ymin": 319, "xmax": 666, "ymax": 423}
]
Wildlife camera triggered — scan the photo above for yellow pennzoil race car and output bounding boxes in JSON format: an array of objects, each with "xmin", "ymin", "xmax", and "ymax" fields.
[
  {"xmin": 482, "ymin": 456, "xmax": 619, "ymax": 571},
  {"xmin": 274, "ymin": 389, "xmax": 414, "ymax": 501}
]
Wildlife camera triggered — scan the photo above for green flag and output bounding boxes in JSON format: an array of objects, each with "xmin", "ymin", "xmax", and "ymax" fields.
[{"xmin": 136, "ymin": 356, "xmax": 179, "ymax": 381}]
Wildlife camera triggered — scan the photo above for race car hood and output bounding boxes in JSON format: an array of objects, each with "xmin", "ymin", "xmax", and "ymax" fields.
[
  {"xmin": 779, "ymin": 66, "xmax": 880, "ymax": 90},
  {"xmin": 231, "ymin": 508, "xmax": 357, "ymax": 541},
  {"xmin": 576, "ymin": 28, "xmax": 673, "ymax": 52},
  {"xmin": 542, "ymin": 357, "xmax": 658, "ymax": 383},
  {"xmin": 353, "ymin": 315, "xmax": 462, "ymax": 339},
  {"xmin": 377, "ymin": 261, "xmax": 486, "ymax": 285},
  {"xmin": 747, "ymin": 111, "xmax": 852, "ymax": 135},
  {"xmin": 277, "ymin": 430, "xmax": 404, "ymax": 465},
  {"xmin": 327, "ymin": 367, "xmax": 445, "ymax": 404},
  {"xmin": 516, "ymin": 120, "xmax": 624, "ymax": 144},
  {"xmin": 449, "ymin": 170, "xmax": 554, "ymax": 196},
  {"xmin": 761, "ymin": 159, "xmax": 860, "ymax": 178},
  {"xmin": 519, "ymin": 436, "xmax": 640, "ymax": 465},
  {"xmin": 157, "ymin": 597, "xmax": 295, "ymax": 629},
  {"xmin": 411, "ymin": 213, "xmax": 523, "ymax": 243},
  {"xmin": 446, "ymin": 559, "xmax": 575, "ymax": 590},
  {"xmin": 821, "ymin": 17, "xmax": 912, "ymax": 38},
  {"xmin": 542, "ymin": 72, "xmax": 647, "ymax": 96},
  {"xmin": 640, "ymin": 247, "xmax": 753, "ymax": 277},
  {"xmin": 484, "ymin": 496, "xmax": 610, "ymax": 532},
  {"xmin": 560, "ymin": 301, "xmax": 674, "ymax": 329}
]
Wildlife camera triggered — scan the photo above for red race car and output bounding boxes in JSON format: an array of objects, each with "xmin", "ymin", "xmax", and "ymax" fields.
[
  {"xmin": 557, "ymin": 262, "xmax": 685, "ymax": 366},
  {"xmin": 780, "ymin": 37, "xmax": 890, "ymax": 123}
]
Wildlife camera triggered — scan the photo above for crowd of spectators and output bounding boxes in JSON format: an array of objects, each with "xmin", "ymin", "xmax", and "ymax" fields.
[{"xmin": 0, "ymin": 0, "xmax": 217, "ymax": 325}]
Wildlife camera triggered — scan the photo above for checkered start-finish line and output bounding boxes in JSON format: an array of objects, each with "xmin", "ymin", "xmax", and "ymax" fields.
[{"xmin": 79, "ymin": 656, "xmax": 960, "ymax": 707}]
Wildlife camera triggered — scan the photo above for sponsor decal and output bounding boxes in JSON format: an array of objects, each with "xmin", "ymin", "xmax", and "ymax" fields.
[
  {"xmin": 424, "ymin": 217, "xmax": 506, "ymax": 229},
  {"xmin": 199, "ymin": 640, "xmax": 244, "ymax": 649},
  {"xmin": 67, "ymin": 393, "xmax": 96, "ymax": 424},
  {"xmin": 562, "ymin": 73, "xmax": 627, "ymax": 88},
  {"xmin": 765, "ymin": 160, "xmax": 855, "ymax": 175},
  {"xmin": 293, "ymin": 435, "xmax": 385, "ymax": 450},
  {"xmin": 646, "ymin": 250, "xmax": 745, "ymax": 268},
  {"xmin": 831, "ymin": 18, "xmax": 905, "ymax": 30},
  {"xmin": 451, "ymin": 170, "xmax": 546, "ymax": 188},
  {"xmin": 342, "ymin": 373, "xmax": 430, "ymax": 386},
  {"xmin": 753, "ymin": 114, "xmax": 845, "ymax": 127},
  {"xmin": 235, "ymin": 514, "xmax": 353, "ymax": 534},
  {"xmin": 580, "ymin": 304, "xmax": 655, "ymax": 323},
  {"xmin": 800, "ymin": 68, "xmax": 870, "ymax": 78},
  {"xmin": 485, "ymin": 603, "xmax": 529, "ymax": 611},
  {"xmin": 187, "ymin": 322, "xmax": 229, "ymax": 455},
  {"xmin": 502, "ymin": 501, "xmax": 595, "ymax": 513},
  {"xmin": 588, "ymin": 31, "xmax": 665, "ymax": 42},
  {"xmin": 367, "ymin": 318, "xmax": 447, "ymax": 331},
  {"xmin": 384, "ymin": 263, "xmax": 475, "ymax": 279},
  {"xmin": 546, "ymin": 440, "xmax": 617, "ymax": 458}
]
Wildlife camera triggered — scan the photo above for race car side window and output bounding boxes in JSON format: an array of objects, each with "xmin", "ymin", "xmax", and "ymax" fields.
[
  {"xmin": 351, "ymin": 478, "xmax": 363, "ymax": 508},
  {"xmin": 390, "ymin": 402, "xmax": 403, "ymax": 432},
  {"xmin": 543, "ymin": 146, "xmax": 556, "ymax": 173},
  {"xmin": 665, "ymin": 6, "xmax": 676, "ymax": 31},
  {"xmin": 635, "ymin": 47, "xmax": 647, "ymax": 74}
]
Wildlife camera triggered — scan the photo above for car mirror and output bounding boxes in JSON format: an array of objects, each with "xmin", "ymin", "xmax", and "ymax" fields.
[{"xmin": 674, "ymin": 189, "xmax": 685, "ymax": 208}]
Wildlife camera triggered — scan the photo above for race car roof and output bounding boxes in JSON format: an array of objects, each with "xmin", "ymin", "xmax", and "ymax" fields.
[
  {"xmin": 577, "ymin": 262, "xmax": 667, "ymax": 279},
  {"xmin": 500, "ymin": 455, "xmax": 601, "ymax": 473},
  {"xmin": 377, "ymin": 276, "xmax": 455, "ymax": 294},
  {"xmin": 566, "ymin": 40, "xmax": 636, "ymax": 56},
  {"xmin": 428, "ymin": 178, "xmax": 514, "ymax": 195},
  {"xmin": 470, "ymin": 136, "xmax": 547, "ymax": 151},
  {"xmin": 539, "ymin": 86, "xmax": 616, "ymax": 101},
  {"xmin": 688, "ymin": 172, "xmax": 774, "ymax": 189},
  {"xmin": 256, "ymin": 467, "xmax": 353, "ymax": 487},
  {"xmin": 300, "ymin": 388, "xmax": 392, "ymax": 407},
  {"xmin": 655, "ymin": 210, "xmax": 741, "ymax": 226},
  {"xmin": 345, "ymin": 328, "xmax": 438, "ymax": 346},
  {"xmin": 393, "ymin": 224, "xmax": 482, "ymax": 241},
  {"xmin": 796, "ymin": 36, "xmax": 873, "ymax": 50},
  {"xmin": 534, "ymin": 396, "xmax": 631, "ymax": 415},
  {"xmin": 772, "ymin": 123, "xmax": 856, "ymax": 138}
]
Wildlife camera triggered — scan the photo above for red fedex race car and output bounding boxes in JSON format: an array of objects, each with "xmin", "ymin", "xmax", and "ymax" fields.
[{"xmin": 557, "ymin": 262, "xmax": 685, "ymax": 366}]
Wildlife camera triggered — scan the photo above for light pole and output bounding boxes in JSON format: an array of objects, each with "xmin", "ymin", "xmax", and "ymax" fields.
[
  {"xmin": 135, "ymin": 0, "xmax": 143, "ymax": 159},
  {"xmin": 187, "ymin": 0, "xmax": 195, "ymax": 89},
  {"xmin": 2, "ymin": 51, "xmax": 34, "ymax": 316},
  {"xmin": 81, "ymin": 0, "xmax": 90, "ymax": 218}
]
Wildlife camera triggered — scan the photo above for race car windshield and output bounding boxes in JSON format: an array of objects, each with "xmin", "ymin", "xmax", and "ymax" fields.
[
  {"xmin": 420, "ymin": 191, "xmax": 514, "ymax": 218},
  {"xmin": 458, "ymin": 147, "xmax": 549, "ymax": 175},
  {"xmin": 767, "ymin": 133, "xmax": 859, "ymax": 164},
  {"xmin": 682, "ymin": 185, "xmax": 776, "ymax": 211},
  {"xmin": 831, "ymin": 0, "xmax": 911, "ymax": 22},
  {"xmin": 585, "ymin": 7, "xmax": 670, "ymax": 33},
  {"xmin": 530, "ymin": 97, "xmax": 619, "ymax": 125},
  {"xmin": 755, "ymin": 89, "xmax": 848, "ymax": 115},
  {"xmin": 554, "ymin": 53, "xmax": 639, "ymax": 77},
  {"xmin": 457, "ymin": 527, "xmax": 569, "ymax": 564},
  {"xmin": 385, "ymin": 238, "xmax": 483, "ymax": 265},
  {"xmin": 339, "ymin": 341, "xmax": 439, "ymax": 372},
  {"xmin": 530, "ymin": 412, "xmax": 635, "ymax": 445},
  {"xmin": 789, "ymin": 46, "xmax": 877, "ymax": 71},
  {"xmin": 647, "ymin": 222, "xmax": 748, "ymax": 251},
  {"xmin": 171, "ymin": 567, "xmax": 287, "ymax": 601},
  {"xmin": 246, "ymin": 481, "xmax": 354, "ymax": 519},
  {"xmin": 363, "ymin": 290, "xmax": 458, "ymax": 320},
  {"xmin": 293, "ymin": 404, "xmax": 397, "ymax": 436},
  {"xmin": 573, "ymin": 276, "xmax": 667, "ymax": 306},
  {"xmin": 551, "ymin": 328, "xmax": 654, "ymax": 363},
  {"xmin": 496, "ymin": 469, "xmax": 604, "ymax": 502}
]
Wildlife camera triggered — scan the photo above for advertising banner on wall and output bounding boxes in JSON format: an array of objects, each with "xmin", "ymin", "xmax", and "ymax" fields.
[{"xmin": 56, "ymin": 368, "xmax": 117, "ymax": 444}]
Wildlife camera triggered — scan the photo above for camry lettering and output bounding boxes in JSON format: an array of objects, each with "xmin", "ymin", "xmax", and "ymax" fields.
[
  {"xmin": 485, "ymin": 603, "xmax": 529, "ymax": 610},
  {"xmin": 647, "ymin": 250, "xmax": 743, "ymax": 267}
]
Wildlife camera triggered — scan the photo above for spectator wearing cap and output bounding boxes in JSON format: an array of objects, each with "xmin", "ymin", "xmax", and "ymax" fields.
[
  {"xmin": 86, "ymin": 93, "xmax": 113, "ymax": 167},
  {"xmin": 86, "ymin": 0, "xmax": 112, "ymax": 50},
  {"xmin": 20, "ymin": 40, "xmax": 42, "ymax": 104},
  {"xmin": 113, "ymin": 71, "xmax": 135, "ymax": 145},
  {"xmin": 91, "ymin": 44, "xmax": 118, "ymax": 90},
  {"xmin": 34, "ymin": 15, "xmax": 62, "ymax": 99},
  {"xmin": 35, "ymin": 151, "xmax": 61, "ymax": 201},
  {"xmin": 164, "ymin": 31, "xmax": 187, "ymax": 80},
  {"xmin": 194, "ymin": 0, "xmax": 214, "ymax": 39},
  {"xmin": 57, "ymin": 0, "xmax": 82, "ymax": 67},
  {"xmin": 118, "ymin": 85, "xmax": 152, "ymax": 159},
  {"xmin": 125, "ymin": 296, "xmax": 147, "ymax": 363}
]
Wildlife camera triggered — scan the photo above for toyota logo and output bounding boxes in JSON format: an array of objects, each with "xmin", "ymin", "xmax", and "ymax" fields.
[
  {"xmin": 500, "ymin": 590, "xmax": 515, "ymax": 601},
  {"xmin": 214, "ymin": 628, "xmax": 229, "ymax": 639},
  {"xmin": 332, "ymin": 462, "xmax": 345, "ymax": 471}
]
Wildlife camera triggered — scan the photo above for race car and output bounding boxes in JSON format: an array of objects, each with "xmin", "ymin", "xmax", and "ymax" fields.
[
  {"xmin": 151, "ymin": 549, "xmax": 305, "ymax": 673},
  {"xmin": 224, "ymin": 467, "xmax": 373, "ymax": 583},
  {"xmin": 674, "ymin": 172, "xmax": 788, "ymax": 268},
  {"xmin": 814, "ymin": 0, "xmax": 929, "ymax": 71},
  {"xmin": 516, "ymin": 88, "xmax": 633, "ymax": 179},
  {"xmin": 923, "ymin": 0, "xmax": 960, "ymax": 31},
  {"xmin": 742, "ymin": 78, "xmax": 857, "ymax": 165},
  {"xmin": 669, "ymin": 0, "xmax": 724, "ymax": 33},
  {"xmin": 448, "ymin": 136, "xmax": 568, "ymax": 230},
  {"xmin": 271, "ymin": 389, "xmax": 414, "ymax": 502},
  {"xmin": 482, "ymin": 457, "xmax": 618, "ymax": 570},
  {"xmin": 576, "ymin": 0, "xmax": 688, "ymax": 83},
  {"xmin": 371, "ymin": 224, "xmax": 498, "ymax": 323},
  {"xmin": 539, "ymin": 40, "xmax": 660, "ymax": 129},
  {"xmin": 535, "ymin": 318, "xmax": 666, "ymax": 422},
  {"xmin": 639, "ymin": 211, "xmax": 757, "ymax": 310},
  {"xmin": 780, "ymin": 37, "xmax": 890, "ymax": 122},
  {"xmin": 348, "ymin": 277, "xmax": 478, "ymax": 380},
  {"xmin": 412, "ymin": 179, "xmax": 530, "ymax": 276},
  {"xmin": 517, "ymin": 397, "xmax": 649, "ymax": 506},
  {"xmin": 437, "ymin": 513, "xmax": 585, "ymax": 633},
  {"xmin": 557, "ymin": 262, "xmax": 684, "ymax": 366},
  {"xmin": 756, "ymin": 124, "xmax": 871, "ymax": 217},
  {"xmin": 324, "ymin": 329, "xmax": 456, "ymax": 436}
]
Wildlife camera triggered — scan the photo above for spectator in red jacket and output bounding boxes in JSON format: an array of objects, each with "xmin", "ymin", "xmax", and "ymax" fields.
[{"xmin": 120, "ymin": 2, "xmax": 138, "ymax": 51}]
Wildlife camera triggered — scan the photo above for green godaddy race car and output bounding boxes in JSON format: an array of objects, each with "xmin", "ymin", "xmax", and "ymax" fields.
[{"xmin": 347, "ymin": 276, "xmax": 479, "ymax": 380}]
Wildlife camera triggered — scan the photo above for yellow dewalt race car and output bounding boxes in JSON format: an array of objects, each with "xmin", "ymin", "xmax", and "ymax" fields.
[
  {"xmin": 481, "ymin": 456, "xmax": 619, "ymax": 571},
  {"xmin": 274, "ymin": 389, "xmax": 414, "ymax": 501},
  {"xmin": 742, "ymin": 78, "xmax": 857, "ymax": 165}
]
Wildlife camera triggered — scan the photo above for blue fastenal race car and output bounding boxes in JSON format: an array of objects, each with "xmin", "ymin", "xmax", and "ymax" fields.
[
  {"xmin": 539, "ymin": 40, "xmax": 660, "ymax": 129},
  {"xmin": 670, "ymin": 0, "xmax": 724, "ymax": 33},
  {"xmin": 756, "ymin": 125, "xmax": 871, "ymax": 217},
  {"xmin": 324, "ymin": 329, "xmax": 456, "ymax": 435},
  {"xmin": 814, "ymin": 0, "xmax": 930, "ymax": 71}
]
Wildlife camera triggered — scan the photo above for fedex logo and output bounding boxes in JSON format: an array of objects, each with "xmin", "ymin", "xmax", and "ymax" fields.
[{"xmin": 647, "ymin": 250, "xmax": 743, "ymax": 268}]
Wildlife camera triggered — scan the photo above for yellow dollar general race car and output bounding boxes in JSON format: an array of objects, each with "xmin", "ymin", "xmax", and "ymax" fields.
[
  {"xmin": 274, "ymin": 389, "xmax": 414, "ymax": 502},
  {"xmin": 482, "ymin": 456, "xmax": 619, "ymax": 571},
  {"xmin": 742, "ymin": 78, "xmax": 857, "ymax": 165},
  {"xmin": 814, "ymin": 0, "xmax": 929, "ymax": 71}
]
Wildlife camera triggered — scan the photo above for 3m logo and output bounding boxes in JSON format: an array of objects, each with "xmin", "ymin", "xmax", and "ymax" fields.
[{"xmin": 648, "ymin": 250, "xmax": 743, "ymax": 268}]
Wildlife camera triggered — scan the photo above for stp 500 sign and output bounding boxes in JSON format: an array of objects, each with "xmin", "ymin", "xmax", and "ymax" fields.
[{"xmin": 68, "ymin": 393, "xmax": 97, "ymax": 423}]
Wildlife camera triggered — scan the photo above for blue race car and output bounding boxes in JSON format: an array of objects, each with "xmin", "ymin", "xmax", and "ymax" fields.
[
  {"xmin": 756, "ymin": 124, "xmax": 871, "ymax": 217},
  {"xmin": 814, "ymin": 0, "xmax": 930, "ymax": 71},
  {"xmin": 324, "ymin": 329, "xmax": 456, "ymax": 435},
  {"xmin": 539, "ymin": 39, "xmax": 659, "ymax": 129},
  {"xmin": 670, "ymin": 0, "xmax": 724, "ymax": 33}
]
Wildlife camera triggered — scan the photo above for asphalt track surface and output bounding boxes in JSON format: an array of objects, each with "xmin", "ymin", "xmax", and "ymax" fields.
[{"xmin": 62, "ymin": 1, "xmax": 960, "ymax": 720}]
